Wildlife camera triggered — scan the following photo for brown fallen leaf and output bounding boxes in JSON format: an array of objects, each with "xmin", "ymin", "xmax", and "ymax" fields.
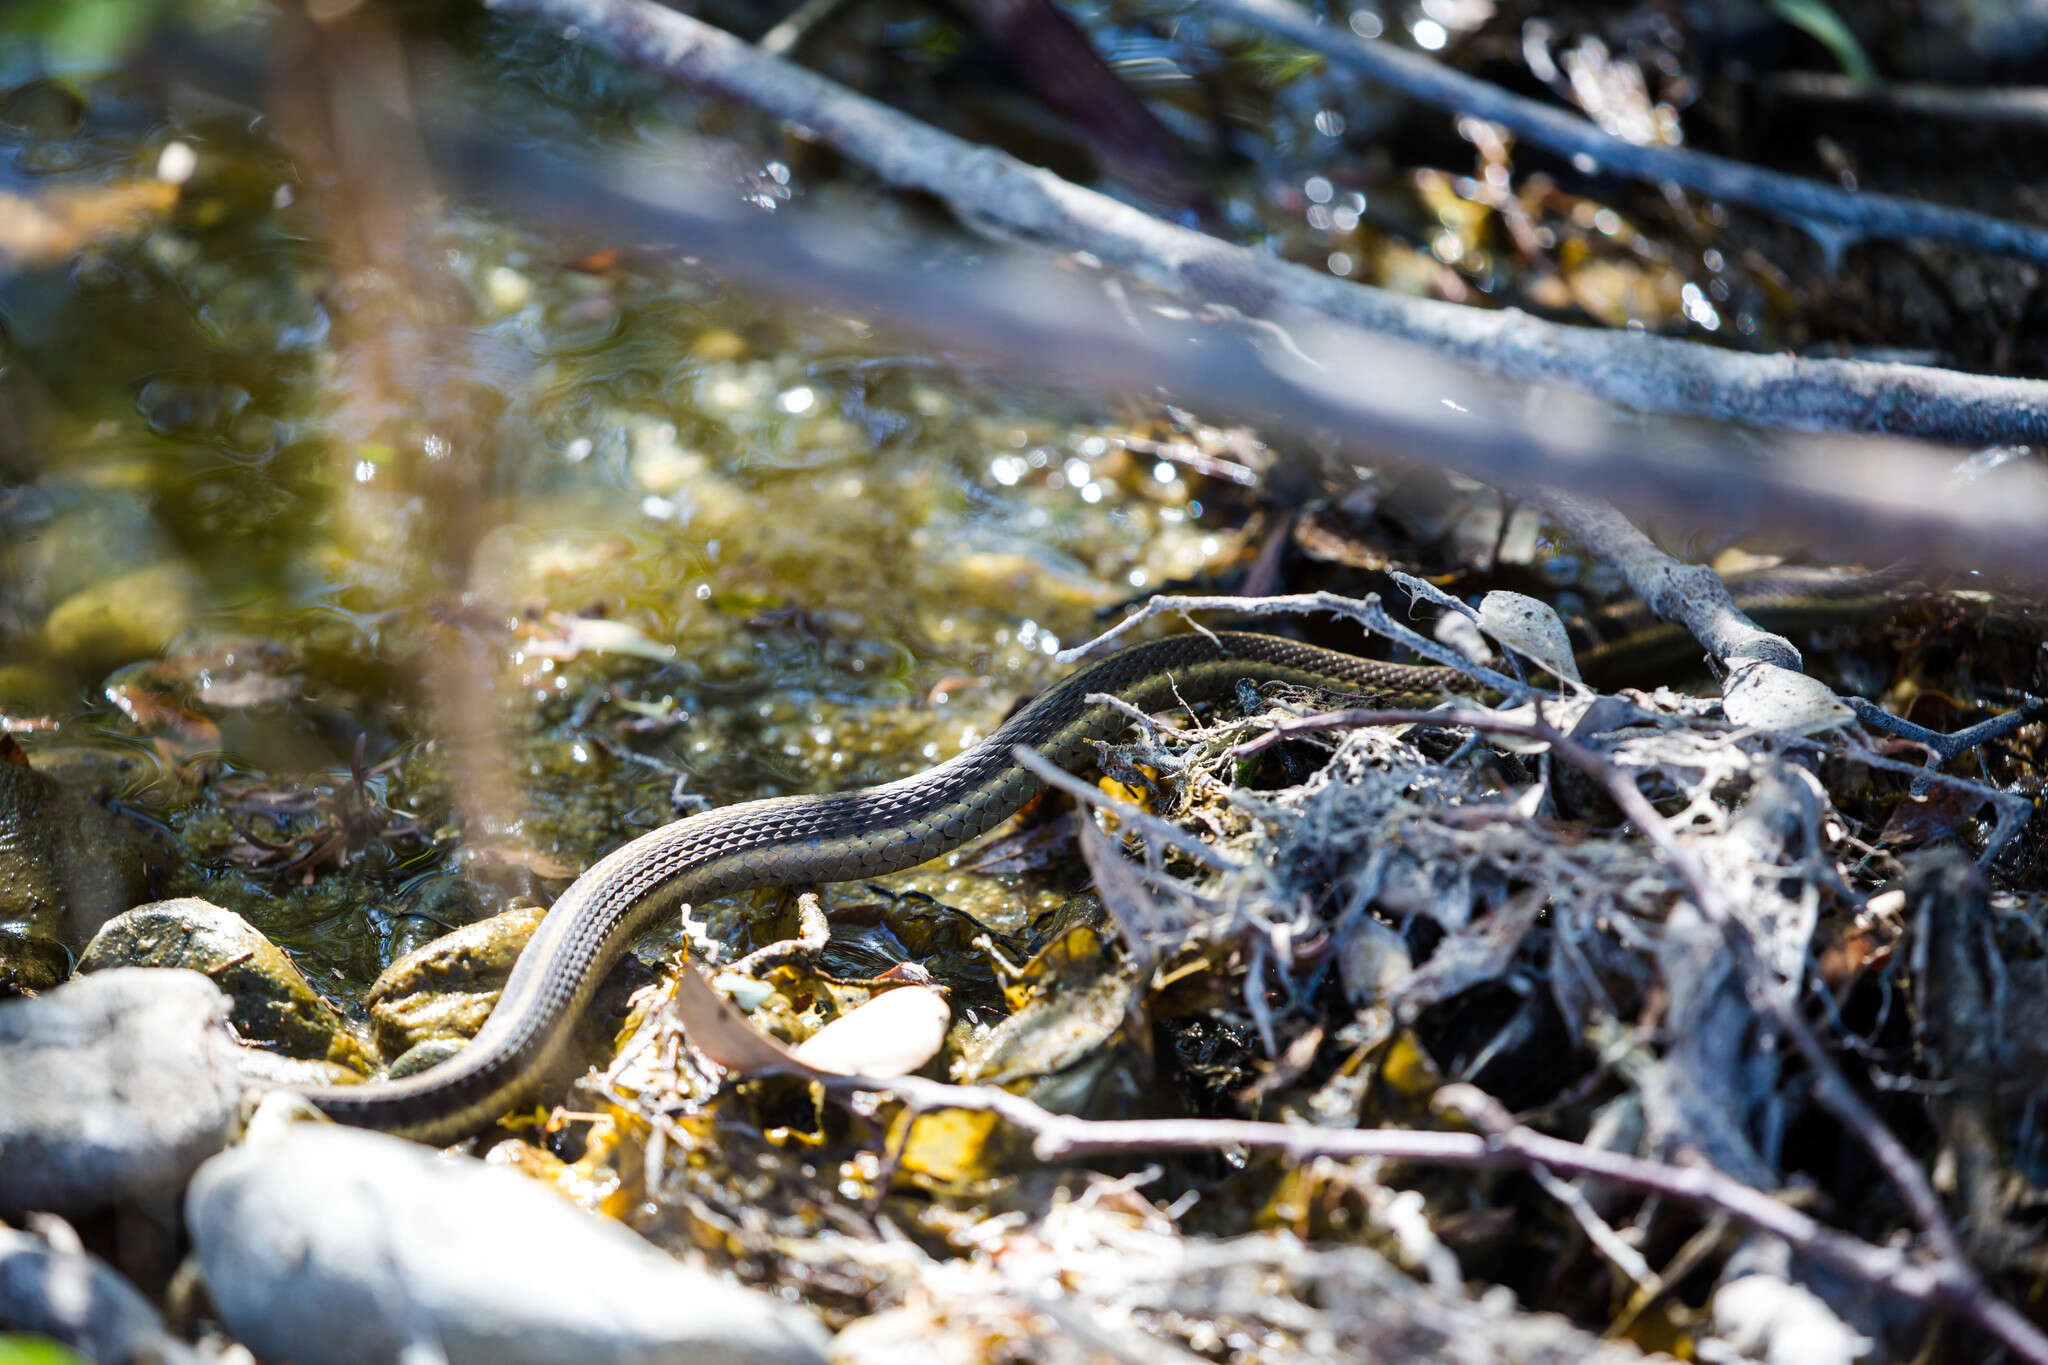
[
  {"xmin": 0, "ymin": 179, "xmax": 177, "ymax": 271},
  {"xmin": 1880, "ymin": 784, "xmax": 1992, "ymax": 850}
]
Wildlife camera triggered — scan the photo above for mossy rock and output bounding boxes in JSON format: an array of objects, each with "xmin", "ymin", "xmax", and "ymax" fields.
[
  {"xmin": 79, "ymin": 899, "xmax": 376, "ymax": 1075},
  {"xmin": 40, "ymin": 560, "xmax": 200, "ymax": 671},
  {"xmin": 0, "ymin": 753, "xmax": 164, "ymax": 949},
  {"xmin": 365, "ymin": 904, "xmax": 546, "ymax": 1058}
]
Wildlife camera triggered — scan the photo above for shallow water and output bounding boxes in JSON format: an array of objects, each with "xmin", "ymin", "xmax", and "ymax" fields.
[{"xmin": 0, "ymin": 3, "xmax": 1272, "ymax": 999}]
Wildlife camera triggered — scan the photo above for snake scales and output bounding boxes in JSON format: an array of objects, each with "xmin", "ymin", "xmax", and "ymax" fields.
[
  {"xmin": 298, "ymin": 566, "xmax": 1908, "ymax": 1141},
  {"xmin": 293, "ymin": 631, "xmax": 1465, "ymax": 1141}
]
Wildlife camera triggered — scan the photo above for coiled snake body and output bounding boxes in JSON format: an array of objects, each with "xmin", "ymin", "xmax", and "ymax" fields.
[
  {"xmin": 301, "ymin": 564, "xmax": 1906, "ymax": 1141},
  {"xmin": 296, "ymin": 632, "xmax": 1462, "ymax": 1141}
]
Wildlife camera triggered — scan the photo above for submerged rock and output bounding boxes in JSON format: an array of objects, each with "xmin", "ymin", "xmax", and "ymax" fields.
[
  {"xmin": 0, "ymin": 969, "xmax": 242, "ymax": 1217},
  {"xmin": 0, "ymin": 927, "xmax": 67, "ymax": 996},
  {"xmin": 79, "ymin": 898, "xmax": 376, "ymax": 1074},
  {"xmin": 364, "ymin": 902, "xmax": 545, "ymax": 1058},
  {"xmin": 40, "ymin": 560, "xmax": 201, "ymax": 672},
  {"xmin": 0, "ymin": 746, "xmax": 166, "ymax": 966},
  {"xmin": 0, "ymin": 1221, "xmax": 203, "ymax": 1365},
  {"xmin": 186, "ymin": 1124, "xmax": 829, "ymax": 1365}
]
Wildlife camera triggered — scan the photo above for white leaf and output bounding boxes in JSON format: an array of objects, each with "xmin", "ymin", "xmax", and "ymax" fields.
[
  {"xmin": 790, "ymin": 986, "xmax": 951, "ymax": 1077},
  {"xmin": 1722, "ymin": 662, "xmax": 1854, "ymax": 735},
  {"xmin": 1477, "ymin": 591, "xmax": 1581, "ymax": 684}
]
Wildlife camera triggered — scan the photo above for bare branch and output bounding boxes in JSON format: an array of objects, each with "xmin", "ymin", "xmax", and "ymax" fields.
[
  {"xmin": 482, "ymin": 0, "xmax": 2048, "ymax": 445},
  {"xmin": 786, "ymin": 1067, "xmax": 2045, "ymax": 1362},
  {"xmin": 1539, "ymin": 490, "xmax": 1804, "ymax": 670},
  {"xmin": 1201, "ymin": 0, "xmax": 2048, "ymax": 265}
]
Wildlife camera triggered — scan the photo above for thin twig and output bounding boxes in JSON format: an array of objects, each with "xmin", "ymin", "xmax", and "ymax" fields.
[
  {"xmin": 1766, "ymin": 70, "xmax": 2048, "ymax": 132},
  {"xmin": 1848, "ymin": 696, "xmax": 2048, "ymax": 764},
  {"xmin": 785, "ymin": 1068, "xmax": 2045, "ymax": 1362},
  {"xmin": 726, "ymin": 891, "xmax": 832, "ymax": 974},
  {"xmin": 1012, "ymin": 745, "xmax": 1238, "ymax": 873},
  {"xmin": 1201, "ymin": 0, "xmax": 2048, "ymax": 265}
]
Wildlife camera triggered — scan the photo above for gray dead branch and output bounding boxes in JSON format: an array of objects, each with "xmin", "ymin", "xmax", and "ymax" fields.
[
  {"xmin": 482, "ymin": 0, "xmax": 2048, "ymax": 448},
  {"xmin": 1201, "ymin": 0, "xmax": 2048, "ymax": 265},
  {"xmin": 1537, "ymin": 490, "xmax": 1803, "ymax": 671},
  {"xmin": 382, "ymin": 84, "xmax": 2048, "ymax": 587},
  {"xmin": 1013, "ymin": 594, "xmax": 2044, "ymax": 1360}
]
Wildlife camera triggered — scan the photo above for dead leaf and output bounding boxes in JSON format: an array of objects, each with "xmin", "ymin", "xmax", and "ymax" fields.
[
  {"xmin": 1880, "ymin": 785, "xmax": 1992, "ymax": 850},
  {"xmin": 1478, "ymin": 591, "xmax": 1581, "ymax": 684},
  {"xmin": 790, "ymin": 985, "xmax": 951, "ymax": 1077},
  {"xmin": 1723, "ymin": 662, "xmax": 1854, "ymax": 734},
  {"xmin": 671, "ymin": 962, "xmax": 802, "ymax": 1074}
]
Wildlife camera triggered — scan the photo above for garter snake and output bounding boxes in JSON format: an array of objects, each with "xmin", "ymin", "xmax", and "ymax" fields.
[
  {"xmin": 297, "ymin": 567, "xmax": 1914, "ymax": 1142},
  {"xmin": 295, "ymin": 631, "xmax": 1470, "ymax": 1141}
]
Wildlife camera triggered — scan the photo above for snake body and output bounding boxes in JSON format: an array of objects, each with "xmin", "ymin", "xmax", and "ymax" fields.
[{"xmin": 298, "ymin": 631, "xmax": 1465, "ymax": 1141}]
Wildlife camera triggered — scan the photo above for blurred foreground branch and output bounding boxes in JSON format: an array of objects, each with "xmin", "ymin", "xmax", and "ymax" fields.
[
  {"xmin": 484, "ymin": 0, "xmax": 2048, "ymax": 446},
  {"xmin": 424, "ymin": 121, "xmax": 2048, "ymax": 586}
]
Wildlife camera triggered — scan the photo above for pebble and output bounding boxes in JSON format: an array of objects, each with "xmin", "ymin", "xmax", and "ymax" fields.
[
  {"xmin": 79, "ymin": 898, "xmax": 376, "ymax": 1074},
  {"xmin": 0, "ymin": 969, "xmax": 242, "ymax": 1217},
  {"xmin": 187, "ymin": 1124, "xmax": 830, "ymax": 1365},
  {"xmin": 0, "ymin": 1220, "xmax": 203, "ymax": 1365}
]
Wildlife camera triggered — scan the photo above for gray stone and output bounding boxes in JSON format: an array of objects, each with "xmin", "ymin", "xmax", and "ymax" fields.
[
  {"xmin": 186, "ymin": 1125, "xmax": 829, "ymax": 1365},
  {"xmin": 0, "ymin": 969, "xmax": 243, "ymax": 1217},
  {"xmin": 0, "ymin": 1220, "xmax": 202, "ymax": 1365},
  {"xmin": 80, "ymin": 899, "xmax": 376, "ymax": 1074}
]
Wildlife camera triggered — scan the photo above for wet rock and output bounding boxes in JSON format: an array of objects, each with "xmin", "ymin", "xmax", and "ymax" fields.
[
  {"xmin": 386, "ymin": 1036, "xmax": 468, "ymax": 1079},
  {"xmin": 0, "ymin": 927, "xmax": 67, "ymax": 996},
  {"xmin": 0, "ymin": 1219, "xmax": 203, "ymax": 1365},
  {"xmin": 186, "ymin": 1124, "xmax": 829, "ymax": 1365},
  {"xmin": 0, "ymin": 747, "xmax": 166, "ymax": 959},
  {"xmin": 0, "ymin": 969, "xmax": 242, "ymax": 1217},
  {"xmin": 365, "ymin": 903, "xmax": 545, "ymax": 1058},
  {"xmin": 236, "ymin": 1049, "xmax": 364, "ymax": 1090},
  {"xmin": 2, "ymin": 489, "xmax": 168, "ymax": 618},
  {"xmin": 40, "ymin": 560, "xmax": 201, "ymax": 671},
  {"xmin": 78, "ymin": 899, "xmax": 376, "ymax": 1074}
]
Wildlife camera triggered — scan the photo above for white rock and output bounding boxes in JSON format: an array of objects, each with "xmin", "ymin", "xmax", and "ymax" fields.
[
  {"xmin": 0, "ymin": 968, "xmax": 242, "ymax": 1216},
  {"xmin": 0, "ymin": 1220, "xmax": 203, "ymax": 1365},
  {"xmin": 1710, "ymin": 1272, "xmax": 1870, "ymax": 1365},
  {"xmin": 186, "ymin": 1125, "xmax": 829, "ymax": 1365}
]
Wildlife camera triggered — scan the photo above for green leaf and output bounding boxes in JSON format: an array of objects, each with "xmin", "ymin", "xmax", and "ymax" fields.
[
  {"xmin": 1769, "ymin": 0, "xmax": 1877, "ymax": 86},
  {"xmin": 0, "ymin": 1336, "xmax": 95, "ymax": 1365}
]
